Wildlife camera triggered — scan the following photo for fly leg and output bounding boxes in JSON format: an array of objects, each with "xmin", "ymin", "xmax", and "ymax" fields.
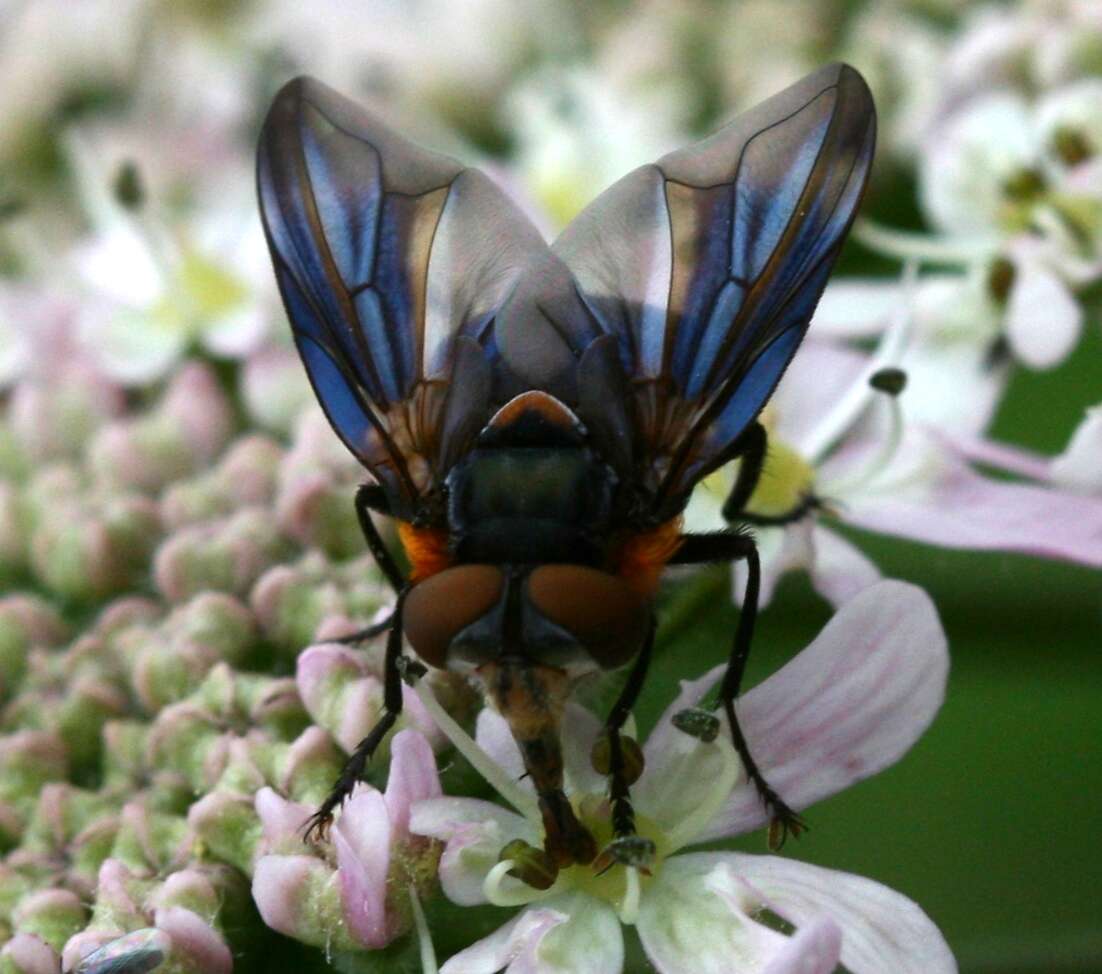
[
  {"xmin": 594, "ymin": 619, "xmax": 656, "ymax": 872},
  {"xmin": 304, "ymin": 587, "xmax": 409, "ymax": 840},
  {"xmin": 336, "ymin": 483, "xmax": 404, "ymax": 645},
  {"xmin": 669, "ymin": 530, "xmax": 805, "ymax": 849}
]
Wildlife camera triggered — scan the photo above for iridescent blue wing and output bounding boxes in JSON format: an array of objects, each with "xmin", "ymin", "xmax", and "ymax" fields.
[
  {"xmin": 258, "ymin": 77, "xmax": 549, "ymax": 518},
  {"xmin": 497, "ymin": 64, "xmax": 875, "ymax": 515}
]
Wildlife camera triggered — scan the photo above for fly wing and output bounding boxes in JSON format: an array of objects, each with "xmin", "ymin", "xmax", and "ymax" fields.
[
  {"xmin": 258, "ymin": 76, "xmax": 550, "ymax": 518},
  {"xmin": 500, "ymin": 64, "xmax": 876, "ymax": 515}
]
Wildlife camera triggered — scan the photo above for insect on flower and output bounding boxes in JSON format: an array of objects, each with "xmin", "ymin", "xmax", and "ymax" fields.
[{"xmin": 256, "ymin": 63, "xmax": 876, "ymax": 883}]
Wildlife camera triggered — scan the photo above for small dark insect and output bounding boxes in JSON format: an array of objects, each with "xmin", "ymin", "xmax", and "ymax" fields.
[{"xmin": 256, "ymin": 64, "xmax": 875, "ymax": 880}]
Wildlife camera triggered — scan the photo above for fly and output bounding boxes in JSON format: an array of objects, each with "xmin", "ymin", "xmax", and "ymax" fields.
[{"xmin": 256, "ymin": 63, "xmax": 876, "ymax": 881}]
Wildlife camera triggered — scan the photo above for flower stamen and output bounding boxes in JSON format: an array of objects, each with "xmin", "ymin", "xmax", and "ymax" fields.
[{"xmin": 412, "ymin": 679, "xmax": 539, "ymax": 822}]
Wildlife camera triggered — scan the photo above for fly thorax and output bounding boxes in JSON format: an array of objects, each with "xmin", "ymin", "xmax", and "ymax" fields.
[{"xmin": 446, "ymin": 445, "xmax": 615, "ymax": 564}]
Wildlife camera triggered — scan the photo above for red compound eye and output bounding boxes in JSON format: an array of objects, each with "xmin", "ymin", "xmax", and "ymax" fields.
[
  {"xmin": 526, "ymin": 565, "xmax": 650, "ymax": 669},
  {"xmin": 403, "ymin": 565, "xmax": 504, "ymax": 668}
]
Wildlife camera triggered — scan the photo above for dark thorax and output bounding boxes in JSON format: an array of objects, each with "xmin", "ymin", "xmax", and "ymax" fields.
[{"xmin": 444, "ymin": 395, "xmax": 618, "ymax": 568}]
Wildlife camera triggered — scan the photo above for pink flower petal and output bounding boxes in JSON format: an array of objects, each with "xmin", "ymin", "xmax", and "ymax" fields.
[
  {"xmin": 559, "ymin": 703, "xmax": 605, "ymax": 796},
  {"xmin": 643, "ymin": 667, "xmax": 726, "ymax": 778},
  {"xmin": 334, "ymin": 787, "xmax": 394, "ymax": 948},
  {"xmin": 771, "ymin": 340, "xmax": 869, "ymax": 449},
  {"xmin": 475, "ymin": 708, "xmax": 527, "ymax": 784},
  {"xmin": 383, "ymin": 729, "xmax": 441, "ymax": 837},
  {"xmin": 700, "ymin": 580, "xmax": 948, "ymax": 840},
  {"xmin": 730, "ymin": 853, "xmax": 956, "ymax": 974},
  {"xmin": 153, "ymin": 906, "xmax": 233, "ymax": 974},
  {"xmin": 807, "ymin": 526, "xmax": 882, "ymax": 608},
  {"xmin": 1004, "ymin": 257, "xmax": 1081, "ymax": 369},
  {"xmin": 809, "ymin": 279, "xmax": 901, "ymax": 338},
  {"xmin": 410, "ymin": 798, "xmax": 533, "ymax": 907},
  {"xmin": 440, "ymin": 906, "xmax": 567, "ymax": 974},
  {"xmin": 254, "ymin": 787, "xmax": 314, "ymax": 846},
  {"xmin": 943, "ymin": 432, "xmax": 1050, "ymax": 482},
  {"xmin": 1, "ymin": 933, "xmax": 59, "ymax": 974},
  {"xmin": 1050, "ymin": 405, "xmax": 1102, "ymax": 493},
  {"xmin": 843, "ymin": 436, "xmax": 1102, "ymax": 567},
  {"xmin": 638, "ymin": 855, "xmax": 790, "ymax": 974},
  {"xmin": 761, "ymin": 916, "xmax": 843, "ymax": 974},
  {"xmin": 251, "ymin": 854, "xmax": 333, "ymax": 940},
  {"xmin": 442, "ymin": 894, "xmax": 621, "ymax": 974}
]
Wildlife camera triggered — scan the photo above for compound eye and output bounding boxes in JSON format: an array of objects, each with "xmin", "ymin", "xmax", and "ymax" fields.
[
  {"xmin": 527, "ymin": 565, "xmax": 649, "ymax": 669},
  {"xmin": 403, "ymin": 565, "xmax": 504, "ymax": 668}
]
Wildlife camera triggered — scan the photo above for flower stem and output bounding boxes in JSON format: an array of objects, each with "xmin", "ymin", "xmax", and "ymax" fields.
[
  {"xmin": 408, "ymin": 886, "xmax": 439, "ymax": 974},
  {"xmin": 855, "ymin": 219, "xmax": 995, "ymax": 264}
]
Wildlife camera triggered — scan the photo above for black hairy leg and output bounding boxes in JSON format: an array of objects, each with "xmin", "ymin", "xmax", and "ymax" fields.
[
  {"xmin": 593, "ymin": 619, "xmax": 657, "ymax": 872},
  {"xmin": 355, "ymin": 483, "xmax": 405, "ymax": 594},
  {"xmin": 669, "ymin": 530, "xmax": 806, "ymax": 848},
  {"xmin": 333, "ymin": 483, "xmax": 406, "ymax": 645}
]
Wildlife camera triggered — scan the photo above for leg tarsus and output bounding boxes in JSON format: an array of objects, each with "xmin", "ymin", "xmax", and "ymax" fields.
[{"xmin": 303, "ymin": 711, "xmax": 398, "ymax": 841}]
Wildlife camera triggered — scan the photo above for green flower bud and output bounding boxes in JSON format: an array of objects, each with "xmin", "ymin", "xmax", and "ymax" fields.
[
  {"xmin": 188, "ymin": 791, "xmax": 262, "ymax": 874},
  {"xmin": 154, "ymin": 509, "xmax": 294, "ymax": 604},
  {"xmin": 12, "ymin": 888, "xmax": 87, "ymax": 950}
]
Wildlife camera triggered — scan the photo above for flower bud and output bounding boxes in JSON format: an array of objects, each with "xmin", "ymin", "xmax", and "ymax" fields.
[
  {"xmin": 0, "ymin": 596, "xmax": 67, "ymax": 701},
  {"xmin": 67, "ymin": 927, "xmax": 170, "ymax": 974},
  {"xmin": 188, "ymin": 791, "xmax": 261, "ymax": 874},
  {"xmin": 29, "ymin": 495, "xmax": 160, "ymax": 603},
  {"xmin": 270, "ymin": 727, "xmax": 344, "ymax": 805},
  {"xmin": 216, "ymin": 435, "xmax": 283, "ymax": 508},
  {"xmin": 0, "ymin": 481, "xmax": 30, "ymax": 584},
  {"xmin": 153, "ymin": 508, "xmax": 293, "ymax": 604},
  {"xmin": 0, "ymin": 422, "xmax": 29, "ymax": 482},
  {"xmin": 11, "ymin": 888, "xmax": 87, "ymax": 951},
  {"xmin": 0, "ymin": 732, "xmax": 68, "ymax": 822},
  {"xmin": 158, "ymin": 475, "xmax": 235, "ymax": 531},
  {"xmin": 248, "ymin": 554, "xmax": 326, "ymax": 641},
  {"xmin": 101, "ymin": 721, "xmax": 149, "ymax": 791},
  {"xmin": 8, "ymin": 366, "xmax": 125, "ymax": 463},
  {"xmin": 251, "ymin": 855, "xmax": 355, "ymax": 951},
  {"xmin": 110, "ymin": 802, "xmax": 193, "ymax": 876},
  {"xmin": 0, "ymin": 932, "xmax": 61, "ymax": 974},
  {"xmin": 87, "ymin": 363, "xmax": 234, "ymax": 494}
]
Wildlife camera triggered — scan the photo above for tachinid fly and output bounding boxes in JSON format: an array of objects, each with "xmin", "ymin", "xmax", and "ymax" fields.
[{"xmin": 256, "ymin": 64, "xmax": 876, "ymax": 879}]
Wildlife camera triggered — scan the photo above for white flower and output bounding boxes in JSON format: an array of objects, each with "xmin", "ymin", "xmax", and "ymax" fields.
[
  {"xmin": 688, "ymin": 283, "xmax": 1102, "ymax": 607},
  {"xmin": 861, "ymin": 79, "xmax": 1102, "ymax": 370},
  {"xmin": 66, "ymin": 131, "xmax": 275, "ymax": 385},
  {"xmin": 940, "ymin": 1, "xmax": 1102, "ymax": 100},
  {"xmin": 505, "ymin": 65, "xmax": 685, "ymax": 231},
  {"xmin": 411, "ymin": 582, "xmax": 955, "ymax": 974}
]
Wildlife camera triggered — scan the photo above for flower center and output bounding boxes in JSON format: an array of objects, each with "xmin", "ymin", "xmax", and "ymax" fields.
[
  {"xmin": 742, "ymin": 438, "xmax": 817, "ymax": 519},
  {"xmin": 567, "ymin": 796, "xmax": 668, "ymax": 916}
]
